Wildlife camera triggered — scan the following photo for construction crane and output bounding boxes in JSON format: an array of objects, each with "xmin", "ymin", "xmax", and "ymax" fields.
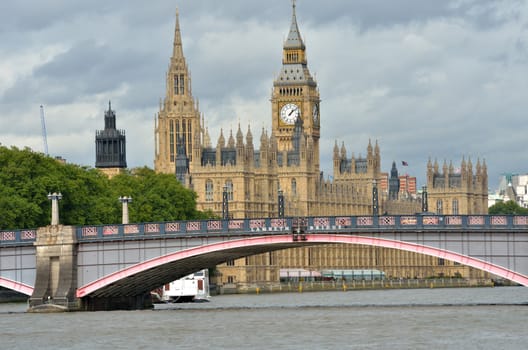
[{"xmin": 39, "ymin": 105, "xmax": 49, "ymax": 155}]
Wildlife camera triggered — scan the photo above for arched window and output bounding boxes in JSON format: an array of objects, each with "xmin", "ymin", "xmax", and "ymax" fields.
[
  {"xmin": 291, "ymin": 178, "xmax": 297, "ymax": 195},
  {"xmin": 205, "ymin": 180, "xmax": 213, "ymax": 202},
  {"xmin": 436, "ymin": 199, "xmax": 443, "ymax": 215},
  {"xmin": 225, "ymin": 180, "xmax": 234, "ymax": 201},
  {"xmin": 452, "ymin": 199, "xmax": 459, "ymax": 215},
  {"xmin": 179, "ymin": 74, "xmax": 185, "ymax": 94}
]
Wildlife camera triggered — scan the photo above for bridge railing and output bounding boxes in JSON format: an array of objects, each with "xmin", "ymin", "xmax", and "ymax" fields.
[
  {"xmin": 3, "ymin": 215, "xmax": 528, "ymax": 246},
  {"xmin": 0, "ymin": 229, "xmax": 37, "ymax": 246},
  {"xmin": 75, "ymin": 217, "xmax": 294, "ymax": 241},
  {"xmin": 72, "ymin": 214, "xmax": 528, "ymax": 242}
]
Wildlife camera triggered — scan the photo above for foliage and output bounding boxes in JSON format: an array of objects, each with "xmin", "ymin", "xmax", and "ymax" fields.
[
  {"xmin": 109, "ymin": 167, "xmax": 207, "ymax": 222},
  {"xmin": 0, "ymin": 146, "xmax": 212, "ymax": 230},
  {"xmin": 488, "ymin": 200, "xmax": 528, "ymax": 215}
]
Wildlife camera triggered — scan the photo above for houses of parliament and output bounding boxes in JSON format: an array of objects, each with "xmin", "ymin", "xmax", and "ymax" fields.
[{"xmin": 96, "ymin": 3, "xmax": 489, "ymax": 285}]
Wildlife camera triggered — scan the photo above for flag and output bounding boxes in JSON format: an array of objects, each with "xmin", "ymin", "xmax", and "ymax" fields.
[{"xmin": 401, "ymin": 161, "xmax": 409, "ymax": 166}]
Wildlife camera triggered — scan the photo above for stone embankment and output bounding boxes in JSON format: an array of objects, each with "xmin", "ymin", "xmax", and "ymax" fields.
[{"xmin": 213, "ymin": 279, "xmax": 496, "ymax": 295}]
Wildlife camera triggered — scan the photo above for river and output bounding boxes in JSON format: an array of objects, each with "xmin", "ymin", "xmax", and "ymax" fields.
[{"xmin": 1, "ymin": 287, "xmax": 527, "ymax": 349}]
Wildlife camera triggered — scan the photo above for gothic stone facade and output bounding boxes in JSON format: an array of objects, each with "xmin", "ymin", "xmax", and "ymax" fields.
[
  {"xmin": 154, "ymin": 5, "xmax": 488, "ymax": 284},
  {"xmin": 427, "ymin": 158, "xmax": 488, "ymax": 215}
]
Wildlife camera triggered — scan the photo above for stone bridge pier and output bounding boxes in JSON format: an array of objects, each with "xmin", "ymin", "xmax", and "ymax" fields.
[
  {"xmin": 28, "ymin": 225, "xmax": 79, "ymax": 312},
  {"xmin": 27, "ymin": 224, "xmax": 153, "ymax": 312}
]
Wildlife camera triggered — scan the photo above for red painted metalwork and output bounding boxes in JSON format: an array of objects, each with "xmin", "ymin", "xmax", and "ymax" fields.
[
  {"xmin": 76, "ymin": 234, "xmax": 528, "ymax": 298},
  {"xmin": 0, "ymin": 277, "xmax": 33, "ymax": 296}
]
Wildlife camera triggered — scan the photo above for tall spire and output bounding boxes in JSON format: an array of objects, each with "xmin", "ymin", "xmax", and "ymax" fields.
[
  {"xmin": 285, "ymin": 0, "xmax": 305, "ymax": 49},
  {"xmin": 173, "ymin": 8, "xmax": 184, "ymax": 58}
]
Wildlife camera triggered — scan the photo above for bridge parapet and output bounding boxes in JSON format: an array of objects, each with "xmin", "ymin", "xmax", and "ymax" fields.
[
  {"xmin": 3, "ymin": 215, "xmax": 528, "ymax": 247},
  {"xmin": 70, "ymin": 215, "xmax": 528, "ymax": 243},
  {"xmin": 0, "ymin": 229, "xmax": 37, "ymax": 246}
]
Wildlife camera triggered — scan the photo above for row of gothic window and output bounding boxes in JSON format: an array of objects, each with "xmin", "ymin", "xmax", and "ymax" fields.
[
  {"xmin": 286, "ymin": 52, "xmax": 299, "ymax": 62},
  {"xmin": 279, "ymin": 87, "xmax": 303, "ymax": 96},
  {"xmin": 173, "ymin": 74, "xmax": 185, "ymax": 95},
  {"xmin": 204, "ymin": 179, "xmax": 297, "ymax": 202},
  {"xmin": 435, "ymin": 199, "xmax": 459, "ymax": 215},
  {"xmin": 169, "ymin": 119, "xmax": 192, "ymax": 162}
]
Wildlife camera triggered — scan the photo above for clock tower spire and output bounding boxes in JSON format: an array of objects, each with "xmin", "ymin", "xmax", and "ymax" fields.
[{"xmin": 271, "ymin": 1, "xmax": 320, "ymax": 168}]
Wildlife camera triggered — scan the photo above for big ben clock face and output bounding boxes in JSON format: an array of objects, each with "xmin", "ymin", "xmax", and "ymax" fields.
[{"xmin": 280, "ymin": 103, "xmax": 300, "ymax": 125}]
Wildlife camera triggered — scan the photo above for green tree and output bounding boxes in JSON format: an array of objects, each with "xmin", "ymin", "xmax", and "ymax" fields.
[
  {"xmin": 110, "ymin": 167, "xmax": 205, "ymax": 222},
  {"xmin": 0, "ymin": 146, "xmax": 212, "ymax": 230},
  {"xmin": 488, "ymin": 200, "xmax": 528, "ymax": 215}
]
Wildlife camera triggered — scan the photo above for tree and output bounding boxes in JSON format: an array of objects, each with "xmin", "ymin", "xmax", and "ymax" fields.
[
  {"xmin": 0, "ymin": 146, "xmax": 212, "ymax": 230},
  {"xmin": 110, "ymin": 167, "xmax": 207, "ymax": 222},
  {"xmin": 488, "ymin": 200, "xmax": 528, "ymax": 215}
]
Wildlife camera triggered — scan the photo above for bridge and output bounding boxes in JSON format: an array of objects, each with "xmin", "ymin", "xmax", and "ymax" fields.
[{"xmin": 1, "ymin": 214, "xmax": 527, "ymax": 311}]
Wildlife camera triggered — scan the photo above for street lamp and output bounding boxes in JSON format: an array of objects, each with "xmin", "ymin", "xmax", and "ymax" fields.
[
  {"xmin": 372, "ymin": 180, "xmax": 379, "ymax": 216},
  {"xmin": 119, "ymin": 196, "xmax": 133, "ymax": 224},
  {"xmin": 47, "ymin": 192, "xmax": 62, "ymax": 225},
  {"xmin": 278, "ymin": 188, "xmax": 285, "ymax": 218},
  {"xmin": 421, "ymin": 186, "xmax": 428, "ymax": 212},
  {"xmin": 222, "ymin": 185, "xmax": 229, "ymax": 220}
]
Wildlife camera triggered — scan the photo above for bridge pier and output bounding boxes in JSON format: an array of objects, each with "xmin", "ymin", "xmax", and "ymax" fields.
[{"xmin": 28, "ymin": 225, "xmax": 80, "ymax": 312}]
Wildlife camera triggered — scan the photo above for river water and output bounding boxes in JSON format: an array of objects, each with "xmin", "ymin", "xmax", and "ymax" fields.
[{"xmin": 1, "ymin": 287, "xmax": 527, "ymax": 349}]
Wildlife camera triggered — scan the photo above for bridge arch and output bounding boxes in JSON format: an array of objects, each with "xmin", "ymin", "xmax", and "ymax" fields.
[
  {"xmin": 0, "ymin": 276, "xmax": 33, "ymax": 296},
  {"xmin": 77, "ymin": 234, "xmax": 528, "ymax": 298}
]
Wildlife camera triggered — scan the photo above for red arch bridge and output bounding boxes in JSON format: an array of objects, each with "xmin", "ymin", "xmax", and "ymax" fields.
[{"xmin": 1, "ymin": 214, "xmax": 527, "ymax": 311}]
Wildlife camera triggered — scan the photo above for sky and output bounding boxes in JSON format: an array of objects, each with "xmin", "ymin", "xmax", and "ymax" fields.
[{"xmin": 1, "ymin": 0, "xmax": 527, "ymax": 191}]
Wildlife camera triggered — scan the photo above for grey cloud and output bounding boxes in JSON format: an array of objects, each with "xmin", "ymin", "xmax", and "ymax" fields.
[{"xmin": 1, "ymin": 0, "xmax": 527, "ymax": 190}]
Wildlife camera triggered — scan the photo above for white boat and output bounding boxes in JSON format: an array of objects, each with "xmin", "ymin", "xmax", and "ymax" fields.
[{"xmin": 152, "ymin": 269, "xmax": 210, "ymax": 303}]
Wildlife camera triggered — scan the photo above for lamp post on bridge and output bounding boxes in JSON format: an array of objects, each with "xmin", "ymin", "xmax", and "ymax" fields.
[
  {"xmin": 119, "ymin": 196, "xmax": 132, "ymax": 224},
  {"xmin": 372, "ymin": 180, "xmax": 379, "ymax": 216},
  {"xmin": 47, "ymin": 192, "xmax": 62, "ymax": 225},
  {"xmin": 222, "ymin": 185, "xmax": 229, "ymax": 220},
  {"xmin": 421, "ymin": 186, "xmax": 428, "ymax": 212},
  {"xmin": 278, "ymin": 188, "xmax": 285, "ymax": 218}
]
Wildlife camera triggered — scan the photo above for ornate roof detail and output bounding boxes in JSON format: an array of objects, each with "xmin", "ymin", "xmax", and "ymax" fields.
[
  {"xmin": 173, "ymin": 8, "xmax": 184, "ymax": 59},
  {"xmin": 228, "ymin": 129, "xmax": 235, "ymax": 148},
  {"xmin": 284, "ymin": 1, "xmax": 305, "ymax": 50},
  {"xmin": 217, "ymin": 129, "xmax": 225, "ymax": 148}
]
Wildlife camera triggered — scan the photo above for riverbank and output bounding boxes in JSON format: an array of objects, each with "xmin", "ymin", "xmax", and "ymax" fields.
[
  {"xmin": 0, "ymin": 279, "xmax": 508, "ymax": 303},
  {"xmin": 213, "ymin": 278, "xmax": 498, "ymax": 295}
]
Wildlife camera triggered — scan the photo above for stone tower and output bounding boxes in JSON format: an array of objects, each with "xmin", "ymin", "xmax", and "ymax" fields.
[
  {"xmin": 426, "ymin": 158, "xmax": 488, "ymax": 214},
  {"xmin": 95, "ymin": 101, "xmax": 127, "ymax": 177},
  {"xmin": 270, "ymin": 1, "xmax": 321, "ymax": 215},
  {"xmin": 154, "ymin": 9, "xmax": 202, "ymax": 174},
  {"xmin": 388, "ymin": 161, "xmax": 400, "ymax": 200},
  {"xmin": 150, "ymin": 3, "xmax": 477, "ymax": 285},
  {"xmin": 271, "ymin": 1, "xmax": 320, "ymax": 168}
]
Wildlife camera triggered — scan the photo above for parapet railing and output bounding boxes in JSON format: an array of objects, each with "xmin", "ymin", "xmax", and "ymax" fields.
[
  {"xmin": 2, "ymin": 215, "xmax": 528, "ymax": 246},
  {"xmin": 71, "ymin": 214, "xmax": 528, "ymax": 242}
]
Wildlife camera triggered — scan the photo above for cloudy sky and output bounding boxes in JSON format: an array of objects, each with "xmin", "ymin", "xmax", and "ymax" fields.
[{"xmin": 1, "ymin": 0, "xmax": 527, "ymax": 190}]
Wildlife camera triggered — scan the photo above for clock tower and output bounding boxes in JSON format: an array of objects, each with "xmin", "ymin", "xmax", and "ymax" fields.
[{"xmin": 271, "ymin": 1, "xmax": 320, "ymax": 170}]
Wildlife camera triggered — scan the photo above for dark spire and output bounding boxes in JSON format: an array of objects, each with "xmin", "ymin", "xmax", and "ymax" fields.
[
  {"xmin": 96, "ymin": 102, "xmax": 127, "ymax": 169},
  {"xmin": 104, "ymin": 100, "xmax": 116, "ymax": 130},
  {"xmin": 389, "ymin": 161, "xmax": 400, "ymax": 200},
  {"xmin": 175, "ymin": 135, "xmax": 190, "ymax": 186}
]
